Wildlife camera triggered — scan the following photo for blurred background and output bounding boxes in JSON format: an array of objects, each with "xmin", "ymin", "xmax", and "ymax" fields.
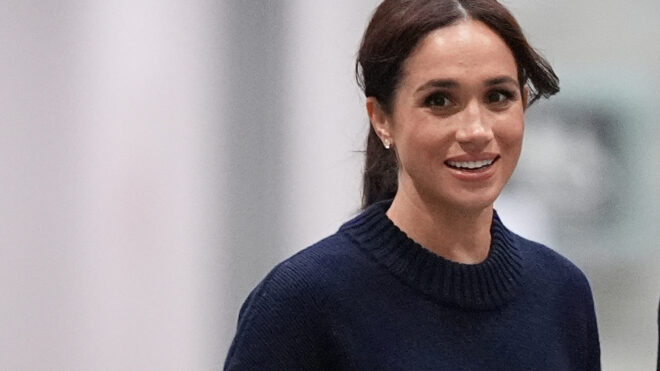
[{"xmin": 1, "ymin": 0, "xmax": 658, "ymax": 369}]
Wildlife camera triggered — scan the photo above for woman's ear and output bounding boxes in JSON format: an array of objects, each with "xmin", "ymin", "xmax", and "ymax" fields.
[
  {"xmin": 366, "ymin": 97, "xmax": 393, "ymax": 148},
  {"xmin": 522, "ymin": 86, "xmax": 530, "ymax": 111}
]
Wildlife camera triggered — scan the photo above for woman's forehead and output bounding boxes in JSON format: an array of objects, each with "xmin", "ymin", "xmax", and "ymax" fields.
[{"xmin": 401, "ymin": 20, "xmax": 518, "ymax": 86}]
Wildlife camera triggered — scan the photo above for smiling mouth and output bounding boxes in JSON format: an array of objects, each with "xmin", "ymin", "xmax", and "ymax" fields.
[{"xmin": 445, "ymin": 156, "xmax": 499, "ymax": 171}]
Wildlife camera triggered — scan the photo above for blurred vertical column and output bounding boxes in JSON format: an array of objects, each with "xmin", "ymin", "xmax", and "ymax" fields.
[
  {"xmin": 2, "ymin": 0, "xmax": 224, "ymax": 369},
  {"xmin": 218, "ymin": 0, "xmax": 289, "ymax": 362},
  {"xmin": 74, "ymin": 0, "xmax": 223, "ymax": 369},
  {"xmin": 0, "ymin": 1, "xmax": 88, "ymax": 369},
  {"xmin": 280, "ymin": 0, "xmax": 381, "ymax": 252}
]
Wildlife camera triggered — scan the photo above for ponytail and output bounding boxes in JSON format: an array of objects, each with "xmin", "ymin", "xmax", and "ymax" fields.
[{"xmin": 362, "ymin": 126, "xmax": 398, "ymax": 209}]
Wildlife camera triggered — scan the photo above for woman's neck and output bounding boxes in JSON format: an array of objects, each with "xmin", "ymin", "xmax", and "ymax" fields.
[{"xmin": 386, "ymin": 191, "xmax": 493, "ymax": 264}]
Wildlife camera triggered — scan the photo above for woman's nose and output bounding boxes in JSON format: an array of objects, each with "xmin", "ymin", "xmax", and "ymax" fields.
[{"xmin": 455, "ymin": 103, "xmax": 493, "ymax": 152}]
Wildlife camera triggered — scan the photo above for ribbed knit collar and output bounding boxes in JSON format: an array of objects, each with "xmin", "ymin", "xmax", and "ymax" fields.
[{"xmin": 340, "ymin": 200, "xmax": 524, "ymax": 310}]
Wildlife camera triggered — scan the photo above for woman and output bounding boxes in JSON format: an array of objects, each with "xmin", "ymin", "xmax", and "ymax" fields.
[{"xmin": 225, "ymin": 0, "xmax": 600, "ymax": 369}]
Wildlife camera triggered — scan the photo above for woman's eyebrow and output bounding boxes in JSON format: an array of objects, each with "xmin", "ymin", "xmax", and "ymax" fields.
[
  {"xmin": 484, "ymin": 76, "xmax": 518, "ymax": 86},
  {"xmin": 415, "ymin": 79, "xmax": 459, "ymax": 93},
  {"xmin": 416, "ymin": 76, "xmax": 517, "ymax": 93}
]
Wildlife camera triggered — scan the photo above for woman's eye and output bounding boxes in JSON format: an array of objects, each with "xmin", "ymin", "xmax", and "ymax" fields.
[
  {"xmin": 486, "ymin": 90, "xmax": 514, "ymax": 104},
  {"xmin": 425, "ymin": 93, "xmax": 451, "ymax": 108}
]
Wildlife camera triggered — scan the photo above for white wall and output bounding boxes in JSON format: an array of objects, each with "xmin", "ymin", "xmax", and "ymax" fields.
[{"xmin": 1, "ymin": 0, "xmax": 222, "ymax": 369}]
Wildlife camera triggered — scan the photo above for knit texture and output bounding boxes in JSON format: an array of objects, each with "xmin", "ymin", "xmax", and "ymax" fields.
[{"xmin": 224, "ymin": 200, "xmax": 601, "ymax": 370}]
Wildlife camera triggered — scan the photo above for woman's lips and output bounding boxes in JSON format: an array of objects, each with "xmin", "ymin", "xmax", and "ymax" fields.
[{"xmin": 444, "ymin": 155, "xmax": 500, "ymax": 181}]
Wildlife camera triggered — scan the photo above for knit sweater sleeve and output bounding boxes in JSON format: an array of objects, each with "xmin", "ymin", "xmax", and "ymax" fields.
[
  {"xmin": 555, "ymin": 250, "xmax": 601, "ymax": 369},
  {"xmin": 583, "ymin": 277, "xmax": 601, "ymax": 370},
  {"xmin": 224, "ymin": 259, "xmax": 331, "ymax": 370}
]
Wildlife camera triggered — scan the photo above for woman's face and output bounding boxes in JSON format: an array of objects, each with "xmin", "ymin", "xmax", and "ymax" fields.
[{"xmin": 369, "ymin": 20, "xmax": 525, "ymax": 212}]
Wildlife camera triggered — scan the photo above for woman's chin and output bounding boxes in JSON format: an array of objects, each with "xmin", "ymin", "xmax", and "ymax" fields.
[{"xmin": 433, "ymin": 189, "xmax": 502, "ymax": 213}]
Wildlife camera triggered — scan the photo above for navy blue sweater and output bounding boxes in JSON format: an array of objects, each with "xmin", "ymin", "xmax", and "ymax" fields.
[{"xmin": 225, "ymin": 201, "xmax": 601, "ymax": 370}]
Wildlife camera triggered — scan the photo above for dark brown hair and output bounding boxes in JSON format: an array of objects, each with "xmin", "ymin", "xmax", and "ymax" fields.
[{"xmin": 356, "ymin": 0, "xmax": 559, "ymax": 209}]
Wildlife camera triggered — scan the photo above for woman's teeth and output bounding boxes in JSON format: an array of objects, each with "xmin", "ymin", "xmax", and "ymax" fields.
[{"xmin": 446, "ymin": 159, "xmax": 494, "ymax": 170}]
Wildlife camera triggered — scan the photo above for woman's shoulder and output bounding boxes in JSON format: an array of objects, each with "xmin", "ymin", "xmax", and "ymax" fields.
[
  {"xmin": 513, "ymin": 233, "xmax": 593, "ymax": 292},
  {"xmin": 238, "ymin": 230, "xmax": 366, "ymax": 315},
  {"xmin": 224, "ymin": 232, "xmax": 366, "ymax": 369},
  {"xmin": 274, "ymin": 231, "xmax": 366, "ymax": 286}
]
